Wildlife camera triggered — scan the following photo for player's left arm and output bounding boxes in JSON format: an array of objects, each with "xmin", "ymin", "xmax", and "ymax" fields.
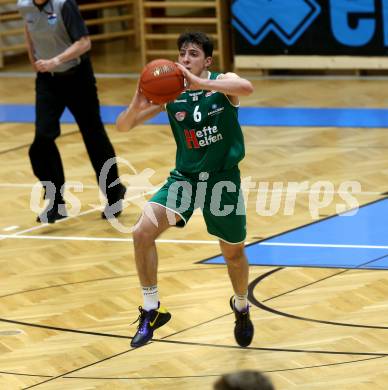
[{"xmin": 215, "ymin": 72, "xmax": 253, "ymax": 105}]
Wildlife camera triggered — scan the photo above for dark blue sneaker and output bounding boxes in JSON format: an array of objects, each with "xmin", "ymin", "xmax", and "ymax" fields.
[
  {"xmin": 230, "ymin": 296, "xmax": 254, "ymax": 347},
  {"xmin": 130, "ymin": 305, "xmax": 171, "ymax": 348}
]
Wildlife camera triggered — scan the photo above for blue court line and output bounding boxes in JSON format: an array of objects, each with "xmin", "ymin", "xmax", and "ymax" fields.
[
  {"xmin": 3, "ymin": 104, "xmax": 388, "ymax": 128},
  {"xmin": 203, "ymin": 198, "xmax": 388, "ymax": 270}
]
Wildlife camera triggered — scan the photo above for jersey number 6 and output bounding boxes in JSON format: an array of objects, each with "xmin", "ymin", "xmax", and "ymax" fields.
[{"xmin": 193, "ymin": 105, "xmax": 202, "ymax": 122}]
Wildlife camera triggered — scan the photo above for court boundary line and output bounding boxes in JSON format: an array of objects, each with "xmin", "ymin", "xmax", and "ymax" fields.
[
  {"xmin": 0, "ymin": 234, "xmax": 220, "ymax": 245},
  {"xmin": 1, "ymin": 355, "xmax": 383, "ymax": 382},
  {"xmin": 2, "ymin": 233, "xmax": 388, "ymax": 250},
  {"xmin": 249, "ymin": 261, "xmax": 388, "ymax": 330},
  {"xmin": 198, "ymin": 196, "xmax": 388, "ymax": 264},
  {"xmin": 0, "ymin": 188, "xmax": 159, "ymax": 242},
  {"xmin": 3, "ymin": 265, "xmax": 387, "ymax": 387},
  {"xmin": 260, "ymin": 242, "xmax": 388, "ymax": 250}
]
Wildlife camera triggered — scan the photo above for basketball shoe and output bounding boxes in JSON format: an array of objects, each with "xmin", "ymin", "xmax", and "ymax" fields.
[
  {"xmin": 230, "ymin": 296, "xmax": 254, "ymax": 347},
  {"xmin": 130, "ymin": 304, "xmax": 171, "ymax": 348}
]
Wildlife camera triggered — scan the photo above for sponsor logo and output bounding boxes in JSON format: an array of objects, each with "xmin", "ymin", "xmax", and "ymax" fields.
[
  {"xmin": 175, "ymin": 111, "xmax": 187, "ymax": 122},
  {"xmin": 232, "ymin": 0, "xmax": 321, "ymax": 46},
  {"xmin": 208, "ymin": 107, "xmax": 224, "ymax": 116},
  {"xmin": 189, "ymin": 91, "xmax": 203, "ymax": 97},
  {"xmin": 149, "ymin": 312, "xmax": 160, "ymax": 327},
  {"xmin": 189, "ymin": 91, "xmax": 203, "ymax": 101},
  {"xmin": 153, "ymin": 65, "xmax": 174, "ymax": 77},
  {"xmin": 184, "ymin": 125, "xmax": 223, "ymax": 149}
]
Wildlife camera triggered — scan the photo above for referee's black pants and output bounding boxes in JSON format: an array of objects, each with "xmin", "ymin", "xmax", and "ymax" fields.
[{"xmin": 29, "ymin": 58, "xmax": 122, "ymax": 204}]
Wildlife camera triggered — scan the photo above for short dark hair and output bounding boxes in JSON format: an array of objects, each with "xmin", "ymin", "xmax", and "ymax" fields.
[
  {"xmin": 214, "ymin": 370, "xmax": 275, "ymax": 390},
  {"xmin": 177, "ymin": 31, "xmax": 214, "ymax": 57}
]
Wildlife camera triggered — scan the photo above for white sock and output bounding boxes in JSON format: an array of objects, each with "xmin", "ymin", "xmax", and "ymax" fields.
[
  {"xmin": 234, "ymin": 293, "xmax": 248, "ymax": 312},
  {"xmin": 142, "ymin": 285, "xmax": 159, "ymax": 311}
]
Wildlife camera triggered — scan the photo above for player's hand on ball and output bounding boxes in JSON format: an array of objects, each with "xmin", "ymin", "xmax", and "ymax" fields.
[{"xmin": 175, "ymin": 63, "xmax": 202, "ymax": 90}]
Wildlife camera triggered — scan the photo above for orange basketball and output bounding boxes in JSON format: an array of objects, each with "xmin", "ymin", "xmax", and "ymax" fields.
[{"xmin": 139, "ymin": 59, "xmax": 185, "ymax": 104}]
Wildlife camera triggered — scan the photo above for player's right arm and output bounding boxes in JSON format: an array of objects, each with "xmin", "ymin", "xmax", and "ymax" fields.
[{"xmin": 116, "ymin": 87, "xmax": 163, "ymax": 132}]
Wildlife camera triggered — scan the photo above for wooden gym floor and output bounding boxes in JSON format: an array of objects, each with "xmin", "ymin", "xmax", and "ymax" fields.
[{"xmin": 0, "ymin": 43, "xmax": 387, "ymax": 389}]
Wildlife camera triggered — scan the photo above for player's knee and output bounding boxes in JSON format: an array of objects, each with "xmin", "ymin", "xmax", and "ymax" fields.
[
  {"xmin": 223, "ymin": 247, "xmax": 245, "ymax": 264},
  {"xmin": 132, "ymin": 225, "xmax": 156, "ymax": 248}
]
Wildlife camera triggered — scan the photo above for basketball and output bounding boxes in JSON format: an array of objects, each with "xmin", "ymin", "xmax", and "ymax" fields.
[{"xmin": 139, "ymin": 59, "xmax": 185, "ymax": 104}]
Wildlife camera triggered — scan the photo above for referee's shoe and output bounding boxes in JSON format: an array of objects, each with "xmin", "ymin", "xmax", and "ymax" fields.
[
  {"xmin": 230, "ymin": 296, "xmax": 254, "ymax": 347},
  {"xmin": 102, "ymin": 184, "xmax": 126, "ymax": 219},
  {"xmin": 36, "ymin": 201, "xmax": 67, "ymax": 223},
  {"xmin": 130, "ymin": 304, "xmax": 171, "ymax": 348}
]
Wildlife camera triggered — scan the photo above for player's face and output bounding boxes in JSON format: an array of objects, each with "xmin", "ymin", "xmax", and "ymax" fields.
[{"xmin": 178, "ymin": 43, "xmax": 212, "ymax": 77}]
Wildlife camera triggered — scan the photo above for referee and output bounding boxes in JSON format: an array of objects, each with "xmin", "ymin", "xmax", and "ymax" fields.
[{"xmin": 18, "ymin": 0, "xmax": 125, "ymax": 223}]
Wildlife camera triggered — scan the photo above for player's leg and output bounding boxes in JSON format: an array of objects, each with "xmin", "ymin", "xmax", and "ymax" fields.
[
  {"xmin": 203, "ymin": 167, "xmax": 254, "ymax": 346},
  {"xmin": 204, "ymin": 209, "xmax": 254, "ymax": 347},
  {"xmin": 130, "ymin": 171, "xmax": 194, "ymax": 347},
  {"xmin": 132, "ymin": 202, "xmax": 179, "ymax": 288},
  {"xmin": 130, "ymin": 202, "xmax": 176, "ymax": 348},
  {"xmin": 219, "ymin": 240, "xmax": 249, "ymax": 297},
  {"xmin": 133, "ymin": 171, "xmax": 192, "ymax": 289},
  {"xmin": 219, "ymin": 240, "xmax": 254, "ymax": 347}
]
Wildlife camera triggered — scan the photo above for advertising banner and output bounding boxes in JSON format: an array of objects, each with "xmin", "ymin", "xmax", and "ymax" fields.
[{"xmin": 232, "ymin": 0, "xmax": 388, "ymax": 56}]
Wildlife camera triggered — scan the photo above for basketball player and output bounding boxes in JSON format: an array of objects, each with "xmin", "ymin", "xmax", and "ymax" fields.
[{"xmin": 116, "ymin": 31, "xmax": 254, "ymax": 348}]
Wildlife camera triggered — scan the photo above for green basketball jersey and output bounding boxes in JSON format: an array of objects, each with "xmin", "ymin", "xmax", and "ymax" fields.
[{"xmin": 166, "ymin": 71, "xmax": 245, "ymax": 173}]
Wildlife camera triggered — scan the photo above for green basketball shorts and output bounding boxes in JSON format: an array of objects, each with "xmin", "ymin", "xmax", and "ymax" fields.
[{"xmin": 149, "ymin": 166, "xmax": 246, "ymax": 244}]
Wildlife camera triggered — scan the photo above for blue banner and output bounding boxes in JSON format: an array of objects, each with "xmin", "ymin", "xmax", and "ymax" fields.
[{"xmin": 232, "ymin": 0, "xmax": 388, "ymax": 55}]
